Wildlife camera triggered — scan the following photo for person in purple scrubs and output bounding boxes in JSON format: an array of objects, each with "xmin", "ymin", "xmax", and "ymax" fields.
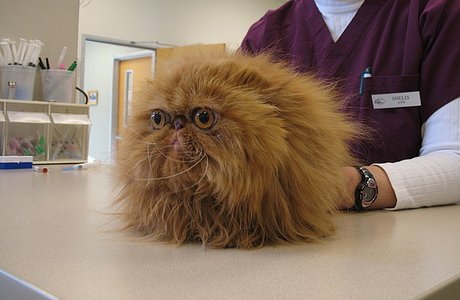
[{"xmin": 241, "ymin": 0, "xmax": 460, "ymax": 211}]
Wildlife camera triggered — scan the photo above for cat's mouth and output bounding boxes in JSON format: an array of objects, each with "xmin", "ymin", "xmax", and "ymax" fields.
[
  {"xmin": 172, "ymin": 138, "xmax": 181, "ymax": 150},
  {"xmin": 170, "ymin": 134, "xmax": 183, "ymax": 152}
]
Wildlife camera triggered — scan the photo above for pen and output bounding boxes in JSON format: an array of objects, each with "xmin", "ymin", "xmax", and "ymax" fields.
[
  {"xmin": 45, "ymin": 57, "xmax": 50, "ymax": 69},
  {"xmin": 359, "ymin": 66, "xmax": 372, "ymax": 95}
]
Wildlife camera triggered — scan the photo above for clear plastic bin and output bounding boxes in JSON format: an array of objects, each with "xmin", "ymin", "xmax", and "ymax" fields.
[
  {"xmin": 0, "ymin": 99, "xmax": 90, "ymax": 164},
  {"xmin": 0, "ymin": 65, "xmax": 37, "ymax": 100},
  {"xmin": 6, "ymin": 111, "xmax": 50, "ymax": 161},
  {"xmin": 41, "ymin": 69, "xmax": 76, "ymax": 103},
  {"xmin": 50, "ymin": 113, "xmax": 91, "ymax": 162}
]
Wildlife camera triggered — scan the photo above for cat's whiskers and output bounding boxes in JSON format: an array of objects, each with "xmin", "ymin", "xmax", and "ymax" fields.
[
  {"xmin": 149, "ymin": 141, "xmax": 202, "ymax": 164},
  {"xmin": 175, "ymin": 153, "xmax": 209, "ymax": 192},
  {"xmin": 127, "ymin": 150, "xmax": 206, "ymax": 182}
]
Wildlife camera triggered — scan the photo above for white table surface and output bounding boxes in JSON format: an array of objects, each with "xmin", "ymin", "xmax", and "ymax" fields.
[{"xmin": 0, "ymin": 166, "xmax": 459, "ymax": 300}]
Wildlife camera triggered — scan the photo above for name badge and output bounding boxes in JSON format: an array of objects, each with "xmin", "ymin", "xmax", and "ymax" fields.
[{"xmin": 371, "ymin": 91, "xmax": 421, "ymax": 109}]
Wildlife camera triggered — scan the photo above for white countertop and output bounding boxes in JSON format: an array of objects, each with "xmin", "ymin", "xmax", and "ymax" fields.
[{"xmin": 1, "ymin": 166, "xmax": 459, "ymax": 300}]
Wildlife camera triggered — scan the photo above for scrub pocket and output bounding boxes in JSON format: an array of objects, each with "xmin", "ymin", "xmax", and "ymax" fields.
[
  {"xmin": 368, "ymin": 74, "xmax": 419, "ymax": 94},
  {"xmin": 360, "ymin": 74, "xmax": 420, "ymax": 105}
]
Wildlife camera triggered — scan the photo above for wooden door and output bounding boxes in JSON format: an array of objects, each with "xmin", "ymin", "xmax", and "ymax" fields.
[{"xmin": 117, "ymin": 56, "xmax": 153, "ymax": 138}]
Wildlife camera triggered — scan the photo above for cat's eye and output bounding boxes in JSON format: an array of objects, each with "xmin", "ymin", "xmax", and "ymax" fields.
[
  {"xmin": 192, "ymin": 107, "xmax": 216, "ymax": 130},
  {"xmin": 150, "ymin": 109, "xmax": 168, "ymax": 129}
]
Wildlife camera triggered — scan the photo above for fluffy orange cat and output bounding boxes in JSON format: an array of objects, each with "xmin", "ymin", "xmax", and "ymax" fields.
[{"xmin": 114, "ymin": 51, "xmax": 358, "ymax": 248}]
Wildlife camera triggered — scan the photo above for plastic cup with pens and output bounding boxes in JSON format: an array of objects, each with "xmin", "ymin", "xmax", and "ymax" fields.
[{"xmin": 40, "ymin": 60, "xmax": 77, "ymax": 103}]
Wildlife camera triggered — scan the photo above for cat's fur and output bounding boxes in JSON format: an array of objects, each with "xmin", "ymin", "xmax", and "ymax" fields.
[{"xmin": 114, "ymin": 51, "xmax": 358, "ymax": 248}]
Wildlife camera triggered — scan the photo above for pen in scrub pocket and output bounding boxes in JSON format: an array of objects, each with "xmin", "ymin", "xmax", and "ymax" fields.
[{"xmin": 359, "ymin": 67, "xmax": 372, "ymax": 95}]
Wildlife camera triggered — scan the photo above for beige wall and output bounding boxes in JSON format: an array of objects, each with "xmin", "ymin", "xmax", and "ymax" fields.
[
  {"xmin": 79, "ymin": 0, "xmax": 285, "ymax": 50},
  {"xmin": 0, "ymin": 0, "xmax": 79, "ymax": 99},
  {"xmin": 0, "ymin": 0, "xmax": 79, "ymax": 70},
  {"xmin": 80, "ymin": 0, "xmax": 285, "ymax": 162}
]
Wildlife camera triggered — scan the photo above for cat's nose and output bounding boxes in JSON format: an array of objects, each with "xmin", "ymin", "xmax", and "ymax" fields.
[{"xmin": 173, "ymin": 115, "xmax": 187, "ymax": 131}]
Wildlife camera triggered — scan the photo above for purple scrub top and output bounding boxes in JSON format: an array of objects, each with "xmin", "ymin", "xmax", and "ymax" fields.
[{"xmin": 241, "ymin": 0, "xmax": 460, "ymax": 164}]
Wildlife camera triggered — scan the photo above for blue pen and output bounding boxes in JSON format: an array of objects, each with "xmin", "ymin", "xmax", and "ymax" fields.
[{"xmin": 359, "ymin": 67, "xmax": 372, "ymax": 95}]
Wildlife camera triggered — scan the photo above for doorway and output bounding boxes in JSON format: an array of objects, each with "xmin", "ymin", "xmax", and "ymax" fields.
[
  {"xmin": 81, "ymin": 35, "xmax": 157, "ymax": 163},
  {"xmin": 114, "ymin": 51, "xmax": 155, "ymax": 156}
]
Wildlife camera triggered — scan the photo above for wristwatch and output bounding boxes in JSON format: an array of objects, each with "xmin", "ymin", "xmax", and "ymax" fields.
[{"xmin": 354, "ymin": 166, "xmax": 378, "ymax": 211}]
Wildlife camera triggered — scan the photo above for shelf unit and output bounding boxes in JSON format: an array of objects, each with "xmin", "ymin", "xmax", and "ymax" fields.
[{"xmin": 0, "ymin": 99, "xmax": 90, "ymax": 164}]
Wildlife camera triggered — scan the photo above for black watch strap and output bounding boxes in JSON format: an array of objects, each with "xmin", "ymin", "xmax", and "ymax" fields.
[{"xmin": 354, "ymin": 166, "xmax": 378, "ymax": 211}]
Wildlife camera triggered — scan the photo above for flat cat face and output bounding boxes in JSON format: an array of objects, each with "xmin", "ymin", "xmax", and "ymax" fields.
[
  {"xmin": 115, "ymin": 52, "xmax": 358, "ymax": 248},
  {"xmin": 124, "ymin": 56, "xmax": 288, "ymax": 194}
]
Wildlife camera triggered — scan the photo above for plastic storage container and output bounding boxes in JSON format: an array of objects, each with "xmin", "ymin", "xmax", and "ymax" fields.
[
  {"xmin": 50, "ymin": 113, "xmax": 91, "ymax": 162},
  {"xmin": 0, "ymin": 65, "xmax": 37, "ymax": 100},
  {"xmin": 6, "ymin": 111, "xmax": 50, "ymax": 161},
  {"xmin": 41, "ymin": 69, "xmax": 76, "ymax": 103},
  {"xmin": 0, "ymin": 99, "xmax": 90, "ymax": 164}
]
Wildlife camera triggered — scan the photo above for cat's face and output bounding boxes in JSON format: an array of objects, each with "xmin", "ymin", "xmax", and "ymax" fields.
[{"xmin": 125, "ymin": 58, "xmax": 288, "ymax": 195}]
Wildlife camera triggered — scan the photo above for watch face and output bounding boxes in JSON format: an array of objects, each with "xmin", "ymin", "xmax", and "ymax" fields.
[
  {"xmin": 363, "ymin": 186, "xmax": 376, "ymax": 200},
  {"xmin": 367, "ymin": 178, "xmax": 377, "ymax": 189},
  {"xmin": 354, "ymin": 166, "xmax": 378, "ymax": 210},
  {"xmin": 362, "ymin": 178, "xmax": 377, "ymax": 207}
]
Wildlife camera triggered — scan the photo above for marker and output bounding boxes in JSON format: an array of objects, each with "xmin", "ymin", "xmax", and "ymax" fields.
[
  {"xmin": 67, "ymin": 60, "xmax": 77, "ymax": 71},
  {"xmin": 57, "ymin": 46, "xmax": 67, "ymax": 69},
  {"xmin": 45, "ymin": 57, "xmax": 50, "ymax": 69}
]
